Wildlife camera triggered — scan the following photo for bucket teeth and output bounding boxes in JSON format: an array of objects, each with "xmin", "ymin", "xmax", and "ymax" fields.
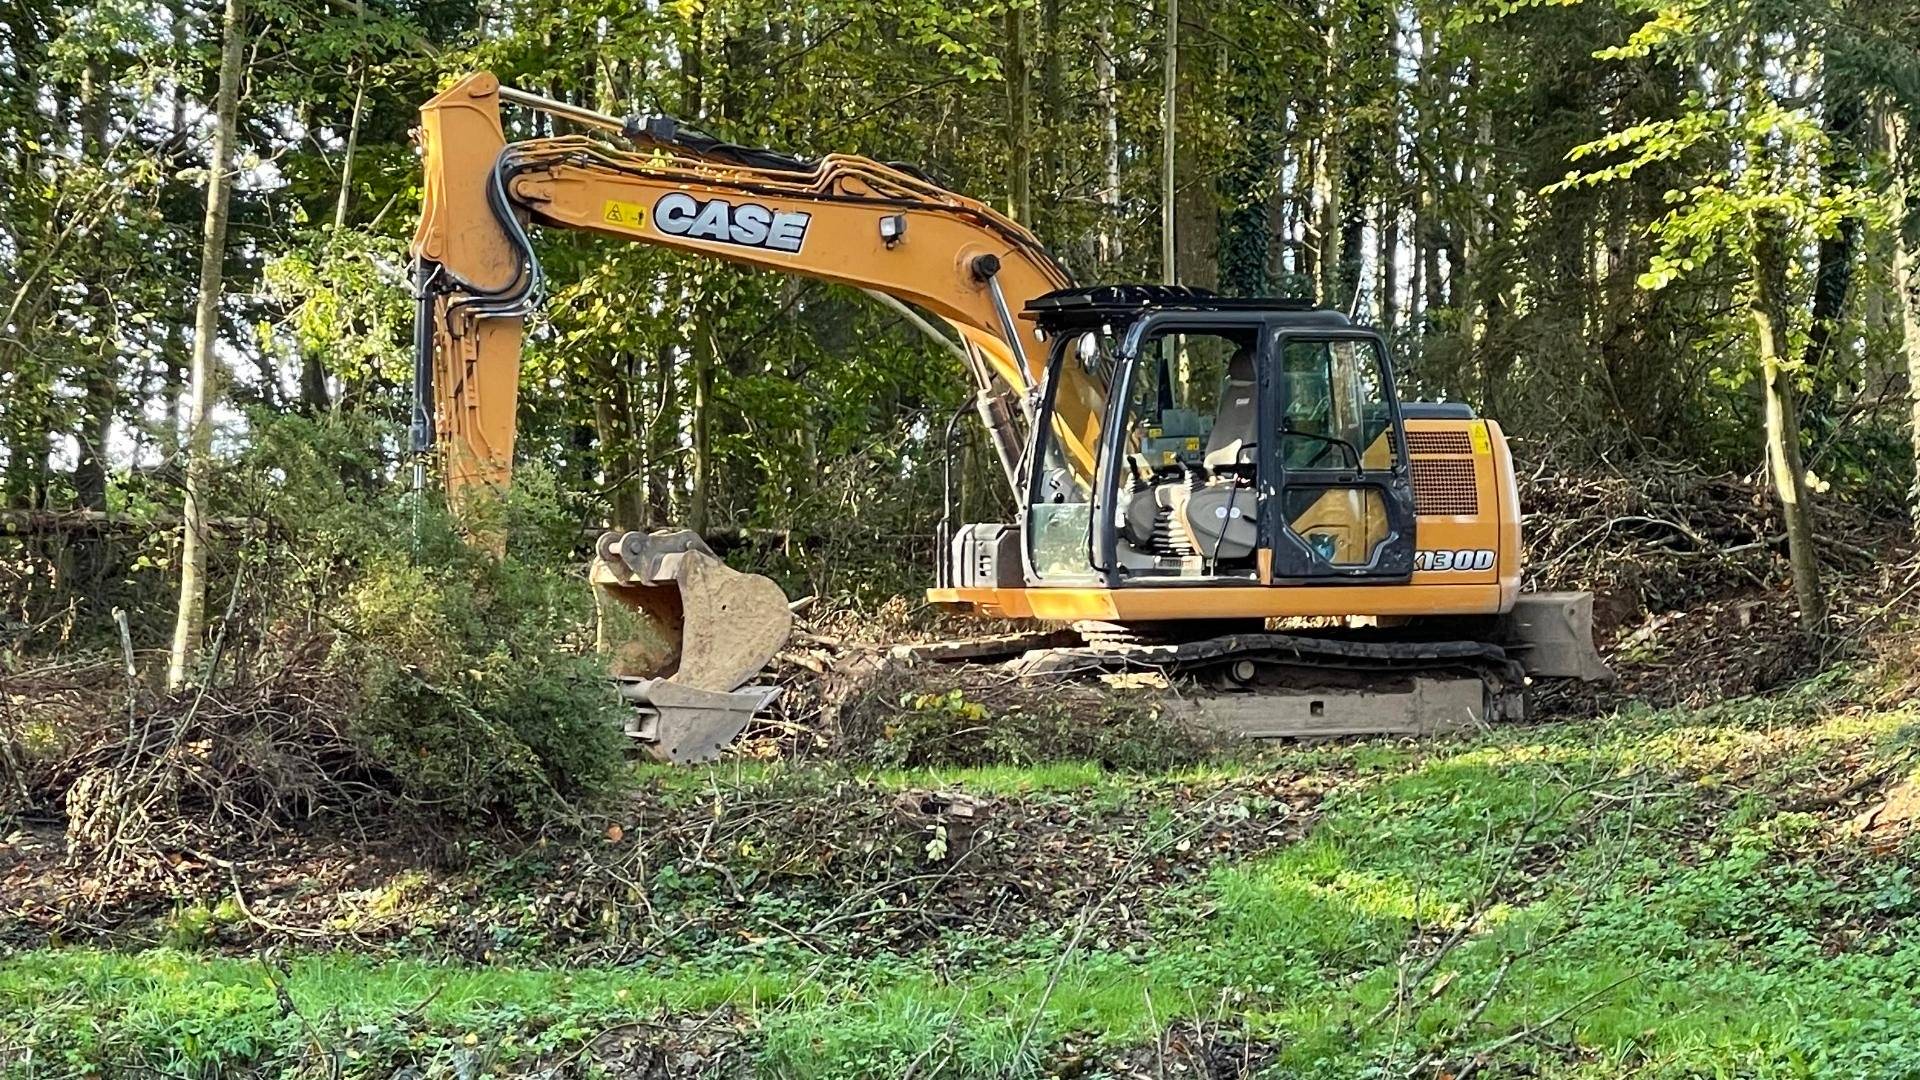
[{"xmin": 618, "ymin": 679, "xmax": 783, "ymax": 765}]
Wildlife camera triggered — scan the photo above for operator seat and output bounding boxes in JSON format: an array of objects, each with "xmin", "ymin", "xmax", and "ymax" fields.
[
  {"xmin": 1185, "ymin": 346, "xmax": 1260, "ymax": 564},
  {"xmin": 1203, "ymin": 348, "xmax": 1257, "ymax": 469}
]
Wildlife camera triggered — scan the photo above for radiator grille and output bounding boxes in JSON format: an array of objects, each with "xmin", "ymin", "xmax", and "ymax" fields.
[
  {"xmin": 1406, "ymin": 430, "xmax": 1474, "ymax": 456},
  {"xmin": 1412, "ymin": 459, "xmax": 1479, "ymax": 516}
]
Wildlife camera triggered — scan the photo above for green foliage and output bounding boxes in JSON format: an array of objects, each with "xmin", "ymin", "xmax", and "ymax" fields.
[
  {"xmin": 328, "ymin": 497, "xmax": 625, "ymax": 827},
  {"xmin": 262, "ymin": 231, "xmax": 416, "ymax": 388},
  {"xmin": 760, "ymin": 998, "xmax": 1045, "ymax": 1080}
]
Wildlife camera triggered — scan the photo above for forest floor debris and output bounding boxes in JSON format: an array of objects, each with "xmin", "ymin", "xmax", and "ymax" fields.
[
  {"xmin": 5, "ymin": 667, "xmax": 1918, "ymax": 1076},
  {"xmin": 1, "ymin": 765, "xmax": 1326, "ymax": 962}
]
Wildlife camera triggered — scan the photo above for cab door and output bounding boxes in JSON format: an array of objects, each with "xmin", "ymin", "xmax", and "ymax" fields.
[{"xmin": 1262, "ymin": 330, "xmax": 1416, "ymax": 582}]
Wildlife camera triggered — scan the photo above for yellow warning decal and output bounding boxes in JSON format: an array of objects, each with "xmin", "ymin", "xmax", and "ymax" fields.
[
  {"xmin": 601, "ymin": 199, "xmax": 646, "ymax": 230},
  {"xmin": 1469, "ymin": 422, "xmax": 1491, "ymax": 455}
]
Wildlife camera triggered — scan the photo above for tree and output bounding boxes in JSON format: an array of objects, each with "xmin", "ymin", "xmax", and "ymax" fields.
[
  {"xmin": 1547, "ymin": 0, "xmax": 1892, "ymax": 634},
  {"xmin": 1892, "ymin": 108, "xmax": 1920, "ymax": 531},
  {"xmin": 168, "ymin": 0, "xmax": 248, "ymax": 688}
]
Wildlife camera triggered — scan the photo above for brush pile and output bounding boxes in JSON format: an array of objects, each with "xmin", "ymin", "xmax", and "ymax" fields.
[
  {"xmin": 3, "ymin": 640, "xmax": 377, "ymax": 871},
  {"xmin": 1520, "ymin": 461, "xmax": 1879, "ymax": 624},
  {"xmin": 1517, "ymin": 458, "xmax": 1908, "ymax": 708}
]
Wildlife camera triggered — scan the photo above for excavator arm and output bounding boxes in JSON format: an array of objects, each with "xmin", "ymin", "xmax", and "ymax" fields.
[
  {"xmin": 409, "ymin": 71, "xmax": 1101, "ymax": 507},
  {"xmin": 408, "ymin": 72, "xmax": 1112, "ymax": 763}
]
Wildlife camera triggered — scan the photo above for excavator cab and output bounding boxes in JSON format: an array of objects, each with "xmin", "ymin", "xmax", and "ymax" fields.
[{"xmin": 1013, "ymin": 286, "xmax": 1417, "ymax": 594}]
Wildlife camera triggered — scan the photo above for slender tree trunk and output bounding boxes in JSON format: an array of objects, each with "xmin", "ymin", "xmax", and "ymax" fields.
[
  {"xmin": 1406, "ymin": 197, "xmax": 1424, "ymax": 332},
  {"xmin": 168, "ymin": 0, "xmax": 246, "ymax": 689},
  {"xmin": 1095, "ymin": 9, "xmax": 1120, "ymax": 267},
  {"xmin": 593, "ymin": 352, "xmax": 646, "ymax": 529},
  {"xmin": 689, "ymin": 338, "xmax": 713, "ymax": 534},
  {"xmin": 679, "ymin": 8, "xmax": 704, "ymax": 117},
  {"xmin": 302, "ymin": 68, "xmax": 359, "ymax": 415},
  {"xmin": 1381, "ymin": 199, "xmax": 1400, "ymax": 336},
  {"xmin": 162, "ymin": 19, "xmax": 190, "ymax": 446},
  {"xmin": 1004, "ymin": 4, "xmax": 1032, "ymax": 223},
  {"xmin": 1314, "ymin": 135, "xmax": 1339, "ymax": 305},
  {"xmin": 1420, "ymin": 196, "xmax": 1443, "ymax": 316},
  {"xmin": 1751, "ymin": 219, "xmax": 1827, "ymax": 634},
  {"xmin": 1040, "ymin": 0, "xmax": 1061, "ymax": 197},
  {"xmin": 332, "ymin": 64, "xmax": 366, "ymax": 230},
  {"xmin": 1801, "ymin": 67, "xmax": 1864, "ymax": 436},
  {"xmin": 1295, "ymin": 139, "xmax": 1319, "ymax": 286},
  {"xmin": 648, "ymin": 341, "xmax": 674, "ymax": 524},
  {"xmin": 1171, "ymin": 0, "xmax": 1216, "ymax": 291},
  {"xmin": 1161, "ymin": 0, "xmax": 1177, "ymax": 284},
  {"xmin": 1887, "ymin": 112, "xmax": 1920, "ymax": 533},
  {"xmin": 74, "ymin": 59, "xmax": 113, "ymax": 511},
  {"xmin": 1313, "ymin": 14, "xmax": 1343, "ymax": 306}
]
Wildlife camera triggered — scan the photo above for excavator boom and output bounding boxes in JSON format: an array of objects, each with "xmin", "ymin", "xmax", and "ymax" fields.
[
  {"xmin": 411, "ymin": 72, "xmax": 1100, "ymax": 505},
  {"xmin": 410, "ymin": 72, "xmax": 1109, "ymax": 761}
]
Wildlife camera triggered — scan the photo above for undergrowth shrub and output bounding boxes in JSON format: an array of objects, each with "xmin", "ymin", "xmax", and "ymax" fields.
[
  {"xmin": 326, "ymin": 488, "xmax": 625, "ymax": 827},
  {"xmin": 9, "ymin": 413, "xmax": 628, "ymax": 841}
]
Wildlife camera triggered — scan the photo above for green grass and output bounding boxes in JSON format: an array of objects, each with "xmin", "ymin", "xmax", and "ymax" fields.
[{"xmin": 7, "ymin": 669, "xmax": 1920, "ymax": 1077}]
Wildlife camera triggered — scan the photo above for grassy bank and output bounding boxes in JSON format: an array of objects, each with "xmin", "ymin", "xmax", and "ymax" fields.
[{"xmin": 5, "ymin": 670, "xmax": 1919, "ymax": 1077}]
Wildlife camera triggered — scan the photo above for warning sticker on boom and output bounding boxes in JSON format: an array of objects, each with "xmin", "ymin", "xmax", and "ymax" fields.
[{"xmin": 601, "ymin": 200, "xmax": 647, "ymax": 230}]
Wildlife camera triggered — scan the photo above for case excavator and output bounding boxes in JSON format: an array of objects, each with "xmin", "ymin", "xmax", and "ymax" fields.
[{"xmin": 410, "ymin": 73, "xmax": 1608, "ymax": 762}]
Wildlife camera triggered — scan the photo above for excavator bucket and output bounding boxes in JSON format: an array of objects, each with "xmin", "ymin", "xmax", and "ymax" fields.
[{"xmin": 593, "ymin": 530, "xmax": 793, "ymax": 763}]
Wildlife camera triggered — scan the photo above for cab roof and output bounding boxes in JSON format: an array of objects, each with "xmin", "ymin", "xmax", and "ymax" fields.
[{"xmin": 1023, "ymin": 285, "xmax": 1351, "ymax": 332}]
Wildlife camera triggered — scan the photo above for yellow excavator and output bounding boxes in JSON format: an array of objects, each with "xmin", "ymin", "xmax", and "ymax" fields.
[{"xmin": 411, "ymin": 73, "xmax": 1607, "ymax": 762}]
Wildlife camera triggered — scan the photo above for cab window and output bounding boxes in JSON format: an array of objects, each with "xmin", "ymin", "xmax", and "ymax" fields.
[{"xmin": 1277, "ymin": 338, "xmax": 1397, "ymax": 470}]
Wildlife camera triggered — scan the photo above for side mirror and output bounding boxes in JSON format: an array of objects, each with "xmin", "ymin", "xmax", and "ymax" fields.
[{"xmin": 1076, "ymin": 332, "xmax": 1101, "ymax": 372}]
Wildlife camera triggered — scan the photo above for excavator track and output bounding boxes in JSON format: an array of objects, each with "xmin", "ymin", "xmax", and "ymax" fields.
[{"xmin": 1005, "ymin": 631, "xmax": 1517, "ymax": 680}]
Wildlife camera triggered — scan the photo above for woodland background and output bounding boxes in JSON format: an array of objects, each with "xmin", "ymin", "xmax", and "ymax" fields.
[{"xmin": 4, "ymin": 0, "xmax": 1918, "ymax": 659}]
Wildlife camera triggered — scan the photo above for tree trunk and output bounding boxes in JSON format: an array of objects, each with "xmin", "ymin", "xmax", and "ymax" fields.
[
  {"xmin": 1161, "ymin": 0, "xmax": 1177, "ymax": 283},
  {"xmin": 1004, "ymin": 3, "xmax": 1032, "ymax": 224},
  {"xmin": 74, "ymin": 58, "xmax": 113, "ymax": 511},
  {"xmin": 1381, "ymin": 197, "xmax": 1401, "ymax": 335},
  {"xmin": 649, "ymin": 341, "xmax": 673, "ymax": 524},
  {"xmin": 1313, "ymin": 134, "xmax": 1339, "ymax": 306},
  {"xmin": 1751, "ymin": 219, "xmax": 1827, "ymax": 634},
  {"xmin": 162, "ymin": 18, "xmax": 190, "ymax": 447},
  {"xmin": 168, "ymin": 0, "xmax": 246, "ymax": 689},
  {"xmin": 594, "ymin": 354, "xmax": 647, "ymax": 529},
  {"xmin": 1888, "ymin": 112, "xmax": 1920, "ymax": 533},
  {"xmin": 1040, "ymin": 0, "xmax": 1061, "ymax": 198},
  {"xmin": 1337, "ymin": 158, "xmax": 1367, "ymax": 314},
  {"xmin": 1295, "ymin": 140, "xmax": 1318, "ymax": 287},
  {"xmin": 333, "ymin": 70, "xmax": 366, "ymax": 230},
  {"xmin": 1800, "ymin": 68, "xmax": 1864, "ymax": 438},
  {"xmin": 1312, "ymin": 14, "xmax": 1343, "ymax": 307},
  {"xmin": 679, "ymin": 8, "xmax": 704, "ymax": 118},
  {"xmin": 689, "ymin": 337, "xmax": 713, "ymax": 534},
  {"xmin": 1171, "ymin": 0, "xmax": 1216, "ymax": 291},
  {"xmin": 1095, "ymin": 8, "xmax": 1120, "ymax": 267}
]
